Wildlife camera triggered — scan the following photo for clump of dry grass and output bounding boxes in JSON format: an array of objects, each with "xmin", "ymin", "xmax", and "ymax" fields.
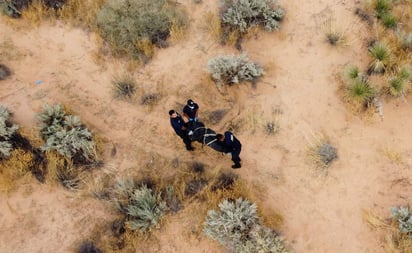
[
  {"xmin": 112, "ymin": 74, "xmax": 137, "ymax": 101},
  {"xmin": 0, "ymin": 148, "xmax": 34, "ymax": 193},
  {"xmin": 323, "ymin": 16, "xmax": 348, "ymax": 46},
  {"xmin": 140, "ymin": 93, "xmax": 162, "ymax": 106},
  {"xmin": 45, "ymin": 150, "xmax": 83, "ymax": 190}
]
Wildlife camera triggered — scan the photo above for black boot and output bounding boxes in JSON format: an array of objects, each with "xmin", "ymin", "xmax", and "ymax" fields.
[{"xmin": 231, "ymin": 163, "xmax": 241, "ymax": 169}]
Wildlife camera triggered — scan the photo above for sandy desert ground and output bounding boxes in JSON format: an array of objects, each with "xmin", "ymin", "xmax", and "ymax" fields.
[{"xmin": 1, "ymin": 0, "xmax": 412, "ymax": 252}]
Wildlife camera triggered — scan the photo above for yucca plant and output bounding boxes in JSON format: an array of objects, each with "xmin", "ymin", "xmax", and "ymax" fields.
[
  {"xmin": 374, "ymin": 0, "xmax": 392, "ymax": 19},
  {"xmin": 0, "ymin": 105, "xmax": 19, "ymax": 159},
  {"xmin": 368, "ymin": 42, "xmax": 390, "ymax": 74},
  {"xmin": 344, "ymin": 65, "xmax": 361, "ymax": 81},
  {"xmin": 347, "ymin": 78, "xmax": 376, "ymax": 105},
  {"xmin": 380, "ymin": 12, "xmax": 397, "ymax": 29},
  {"xmin": 125, "ymin": 185, "xmax": 166, "ymax": 232},
  {"xmin": 387, "ymin": 66, "xmax": 412, "ymax": 97}
]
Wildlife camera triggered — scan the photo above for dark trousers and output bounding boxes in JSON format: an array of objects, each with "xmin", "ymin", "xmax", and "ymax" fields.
[
  {"xmin": 179, "ymin": 132, "xmax": 193, "ymax": 150},
  {"xmin": 231, "ymin": 147, "xmax": 241, "ymax": 165}
]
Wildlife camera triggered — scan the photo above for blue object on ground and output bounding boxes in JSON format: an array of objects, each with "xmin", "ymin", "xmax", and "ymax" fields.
[{"xmin": 35, "ymin": 80, "xmax": 42, "ymax": 85}]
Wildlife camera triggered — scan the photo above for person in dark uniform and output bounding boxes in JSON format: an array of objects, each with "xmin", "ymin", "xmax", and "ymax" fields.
[
  {"xmin": 183, "ymin": 99, "xmax": 199, "ymax": 122},
  {"xmin": 217, "ymin": 131, "xmax": 242, "ymax": 169},
  {"xmin": 169, "ymin": 109, "xmax": 194, "ymax": 151}
]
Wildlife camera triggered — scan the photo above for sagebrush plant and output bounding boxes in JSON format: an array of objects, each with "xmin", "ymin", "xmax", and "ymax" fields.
[
  {"xmin": 204, "ymin": 198, "xmax": 259, "ymax": 247},
  {"xmin": 220, "ymin": 0, "xmax": 285, "ymax": 34},
  {"xmin": 368, "ymin": 42, "xmax": 390, "ymax": 74},
  {"xmin": 204, "ymin": 198, "xmax": 288, "ymax": 252},
  {"xmin": 391, "ymin": 206, "xmax": 412, "ymax": 234},
  {"xmin": 38, "ymin": 104, "xmax": 97, "ymax": 164},
  {"xmin": 207, "ymin": 54, "xmax": 263, "ymax": 88},
  {"xmin": 112, "ymin": 74, "xmax": 137, "ymax": 100},
  {"xmin": 0, "ymin": 0, "xmax": 31, "ymax": 18},
  {"xmin": 124, "ymin": 184, "xmax": 166, "ymax": 232},
  {"xmin": 0, "ymin": 105, "xmax": 19, "ymax": 159},
  {"xmin": 96, "ymin": 0, "xmax": 188, "ymax": 61},
  {"xmin": 307, "ymin": 135, "xmax": 338, "ymax": 169}
]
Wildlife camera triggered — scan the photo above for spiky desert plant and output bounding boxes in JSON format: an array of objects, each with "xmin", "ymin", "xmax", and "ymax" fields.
[
  {"xmin": 38, "ymin": 104, "xmax": 96, "ymax": 163},
  {"xmin": 96, "ymin": 0, "xmax": 188, "ymax": 61},
  {"xmin": 112, "ymin": 74, "xmax": 137, "ymax": 100},
  {"xmin": 235, "ymin": 225, "xmax": 288, "ymax": 253},
  {"xmin": 345, "ymin": 65, "xmax": 361, "ymax": 81},
  {"xmin": 391, "ymin": 206, "xmax": 412, "ymax": 234},
  {"xmin": 368, "ymin": 42, "xmax": 390, "ymax": 74},
  {"xmin": 374, "ymin": 0, "xmax": 392, "ymax": 19},
  {"xmin": 125, "ymin": 185, "xmax": 166, "ymax": 232},
  {"xmin": 401, "ymin": 32, "xmax": 412, "ymax": 50},
  {"xmin": 220, "ymin": 0, "xmax": 285, "ymax": 33},
  {"xmin": 207, "ymin": 54, "xmax": 263, "ymax": 87},
  {"xmin": 0, "ymin": 105, "xmax": 19, "ymax": 159},
  {"xmin": 204, "ymin": 198, "xmax": 259, "ymax": 248},
  {"xmin": 347, "ymin": 78, "xmax": 376, "ymax": 106},
  {"xmin": 387, "ymin": 66, "xmax": 412, "ymax": 97},
  {"xmin": 0, "ymin": 63, "xmax": 11, "ymax": 80},
  {"xmin": 380, "ymin": 12, "xmax": 397, "ymax": 29}
]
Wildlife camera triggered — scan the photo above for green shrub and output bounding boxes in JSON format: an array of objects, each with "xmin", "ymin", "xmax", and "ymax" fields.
[
  {"xmin": 344, "ymin": 65, "xmax": 361, "ymax": 81},
  {"xmin": 235, "ymin": 225, "xmax": 288, "ymax": 253},
  {"xmin": 374, "ymin": 0, "xmax": 392, "ymax": 19},
  {"xmin": 0, "ymin": 105, "xmax": 19, "ymax": 159},
  {"xmin": 391, "ymin": 206, "xmax": 412, "ymax": 234},
  {"xmin": 96, "ymin": 0, "xmax": 187, "ymax": 61},
  {"xmin": 347, "ymin": 78, "xmax": 376, "ymax": 105},
  {"xmin": 125, "ymin": 184, "xmax": 166, "ymax": 232},
  {"xmin": 220, "ymin": 0, "xmax": 285, "ymax": 33},
  {"xmin": 381, "ymin": 12, "xmax": 397, "ymax": 29},
  {"xmin": 0, "ymin": 0, "xmax": 31, "ymax": 18},
  {"xmin": 38, "ymin": 104, "xmax": 96, "ymax": 164},
  {"xmin": 204, "ymin": 198, "xmax": 259, "ymax": 247},
  {"xmin": 368, "ymin": 42, "xmax": 390, "ymax": 74},
  {"xmin": 387, "ymin": 66, "xmax": 412, "ymax": 97},
  {"xmin": 207, "ymin": 54, "xmax": 263, "ymax": 87},
  {"xmin": 204, "ymin": 198, "xmax": 288, "ymax": 252}
]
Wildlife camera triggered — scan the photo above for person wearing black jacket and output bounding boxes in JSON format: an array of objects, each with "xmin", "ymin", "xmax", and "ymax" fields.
[
  {"xmin": 217, "ymin": 131, "xmax": 242, "ymax": 169},
  {"xmin": 169, "ymin": 109, "xmax": 194, "ymax": 151}
]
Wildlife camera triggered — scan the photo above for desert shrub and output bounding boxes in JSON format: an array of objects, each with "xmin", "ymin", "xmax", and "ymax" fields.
[
  {"xmin": 112, "ymin": 74, "xmax": 136, "ymax": 100},
  {"xmin": 140, "ymin": 93, "xmax": 161, "ymax": 106},
  {"xmin": 204, "ymin": 198, "xmax": 288, "ymax": 252},
  {"xmin": 0, "ymin": 0, "xmax": 32, "ymax": 17},
  {"xmin": 0, "ymin": 63, "xmax": 11, "ymax": 80},
  {"xmin": 265, "ymin": 121, "xmax": 279, "ymax": 135},
  {"xmin": 204, "ymin": 198, "xmax": 259, "ymax": 247},
  {"xmin": 374, "ymin": 0, "xmax": 392, "ymax": 19},
  {"xmin": 401, "ymin": 32, "xmax": 412, "ymax": 50},
  {"xmin": 317, "ymin": 143, "xmax": 338, "ymax": 165},
  {"xmin": 0, "ymin": 105, "xmax": 19, "ymax": 159},
  {"xmin": 38, "ymin": 104, "xmax": 97, "ymax": 164},
  {"xmin": 96, "ymin": 0, "xmax": 188, "ymax": 61},
  {"xmin": 42, "ymin": 0, "xmax": 65, "ymax": 9},
  {"xmin": 220, "ymin": 0, "xmax": 284, "ymax": 34},
  {"xmin": 189, "ymin": 161, "xmax": 205, "ymax": 174},
  {"xmin": 211, "ymin": 172, "xmax": 237, "ymax": 191},
  {"xmin": 207, "ymin": 54, "xmax": 263, "ymax": 87},
  {"xmin": 391, "ymin": 206, "xmax": 412, "ymax": 234},
  {"xmin": 163, "ymin": 185, "xmax": 181, "ymax": 213},
  {"xmin": 354, "ymin": 7, "xmax": 373, "ymax": 26},
  {"xmin": 235, "ymin": 225, "xmax": 288, "ymax": 253},
  {"xmin": 387, "ymin": 66, "xmax": 412, "ymax": 97},
  {"xmin": 345, "ymin": 65, "xmax": 361, "ymax": 81},
  {"xmin": 185, "ymin": 178, "xmax": 208, "ymax": 197},
  {"xmin": 124, "ymin": 185, "xmax": 166, "ymax": 231},
  {"xmin": 347, "ymin": 78, "xmax": 376, "ymax": 106},
  {"xmin": 380, "ymin": 12, "xmax": 397, "ymax": 29},
  {"xmin": 368, "ymin": 42, "xmax": 390, "ymax": 74},
  {"xmin": 78, "ymin": 241, "xmax": 102, "ymax": 253}
]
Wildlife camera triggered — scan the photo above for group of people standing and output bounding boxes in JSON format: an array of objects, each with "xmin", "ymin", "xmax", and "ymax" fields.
[{"xmin": 169, "ymin": 99, "xmax": 242, "ymax": 169}]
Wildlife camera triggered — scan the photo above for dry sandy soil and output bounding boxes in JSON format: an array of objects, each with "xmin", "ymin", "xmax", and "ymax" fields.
[{"xmin": 1, "ymin": 0, "xmax": 412, "ymax": 252}]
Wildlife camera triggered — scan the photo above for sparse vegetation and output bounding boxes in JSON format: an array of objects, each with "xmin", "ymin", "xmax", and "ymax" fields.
[
  {"xmin": 387, "ymin": 66, "xmax": 412, "ymax": 97},
  {"xmin": 368, "ymin": 42, "xmax": 390, "ymax": 74},
  {"xmin": 114, "ymin": 181, "xmax": 166, "ymax": 232},
  {"xmin": 401, "ymin": 32, "xmax": 412, "ymax": 50},
  {"xmin": 96, "ymin": 0, "xmax": 188, "ymax": 61},
  {"xmin": 38, "ymin": 104, "xmax": 97, "ymax": 164},
  {"xmin": 140, "ymin": 93, "xmax": 162, "ymax": 106},
  {"xmin": 204, "ymin": 198, "xmax": 288, "ymax": 252},
  {"xmin": 219, "ymin": 0, "xmax": 285, "ymax": 47},
  {"xmin": 0, "ymin": 0, "xmax": 31, "ymax": 18},
  {"xmin": 207, "ymin": 54, "xmax": 263, "ymax": 88},
  {"xmin": 78, "ymin": 241, "xmax": 102, "ymax": 253},
  {"xmin": 112, "ymin": 74, "xmax": 137, "ymax": 100},
  {"xmin": 347, "ymin": 78, "xmax": 376, "ymax": 107},
  {"xmin": 373, "ymin": 0, "xmax": 392, "ymax": 19},
  {"xmin": 391, "ymin": 206, "xmax": 412, "ymax": 234},
  {"xmin": 381, "ymin": 12, "xmax": 397, "ymax": 29},
  {"xmin": 307, "ymin": 135, "xmax": 338, "ymax": 169},
  {"xmin": 0, "ymin": 105, "xmax": 19, "ymax": 159},
  {"xmin": 324, "ymin": 17, "xmax": 346, "ymax": 46},
  {"xmin": 0, "ymin": 63, "xmax": 11, "ymax": 80}
]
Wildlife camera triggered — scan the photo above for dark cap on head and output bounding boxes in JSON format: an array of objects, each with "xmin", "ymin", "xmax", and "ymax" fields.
[
  {"xmin": 187, "ymin": 99, "xmax": 194, "ymax": 106},
  {"xmin": 169, "ymin": 110, "xmax": 176, "ymax": 116}
]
